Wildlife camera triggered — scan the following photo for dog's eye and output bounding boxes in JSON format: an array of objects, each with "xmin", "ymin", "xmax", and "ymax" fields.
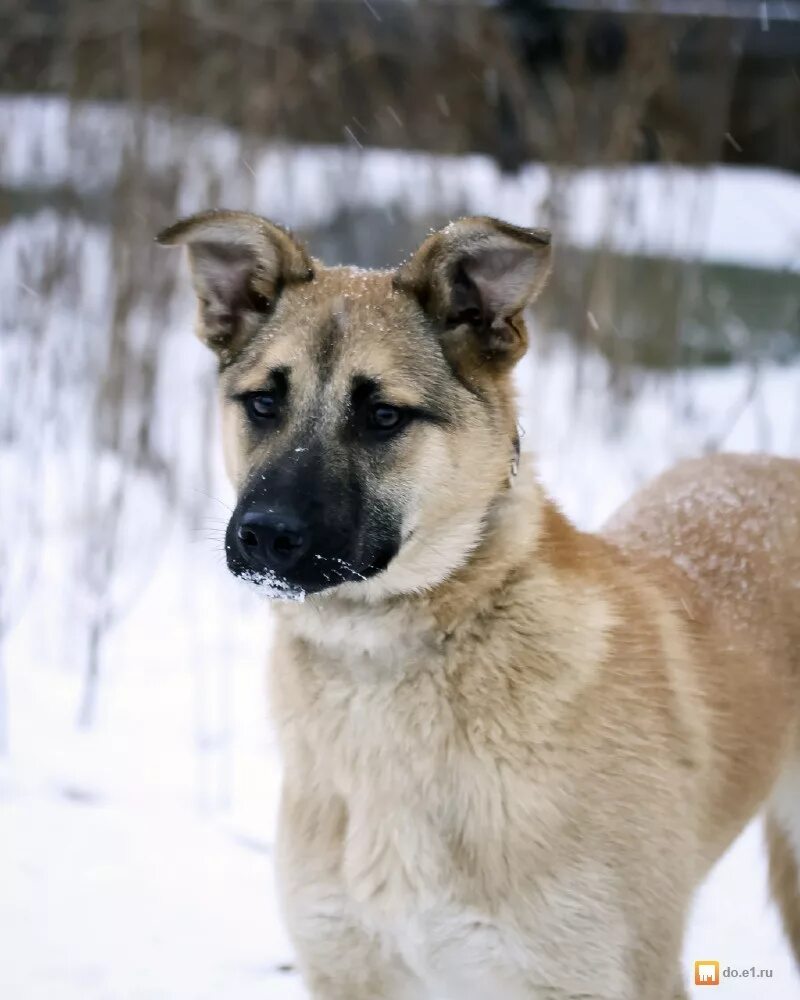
[
  {"xmin": 244, "ymin": 393, "xmax": 278, "ymax": 422},
  {"xmin": 247, "ymin": 286, "xmax": 272, "ymax": 314},
  {"xmin": 367, "ymin": 404, "xmax": 406, "ymax": 434},
  {"xmin": 453, "ymin": 306, "xmax": 483, "ymax": 327}
]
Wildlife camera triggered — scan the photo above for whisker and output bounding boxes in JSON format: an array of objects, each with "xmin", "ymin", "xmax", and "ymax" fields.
[{"xmin": 192, "ymin": 487, "xmax": 234, "ymax": 514}]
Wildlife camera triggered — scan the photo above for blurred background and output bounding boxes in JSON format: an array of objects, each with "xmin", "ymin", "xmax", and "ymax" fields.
[{"xmin": 1, "ymin": 2, "xmax": 799, "ymax": 998}]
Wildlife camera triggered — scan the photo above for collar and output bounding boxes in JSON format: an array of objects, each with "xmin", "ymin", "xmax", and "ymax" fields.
[{"xmin": 510, "ymin": 430, "xmax": 520, "ymax": 482}]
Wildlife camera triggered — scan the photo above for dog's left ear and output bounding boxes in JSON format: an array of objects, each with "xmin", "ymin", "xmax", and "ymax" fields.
[
  {"xmin": 157, "ymin": 210, "xmax": 313, "ymax": 359},
  {"xmin": 394, "ymin": 216, "xmax": 551, "ymax": 367}
]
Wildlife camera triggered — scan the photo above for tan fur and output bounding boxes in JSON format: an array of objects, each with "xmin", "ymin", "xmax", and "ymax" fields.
[
  {"xmin": 767, "ymin": 814, "xmax": 800, "ymax": 966},
  {"xmin": 162, "ymin": 212, "xmax": 800, "ymax": 999}
]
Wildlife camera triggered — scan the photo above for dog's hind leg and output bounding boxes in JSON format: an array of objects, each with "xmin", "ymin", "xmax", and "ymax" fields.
[{"xmin": 767, "ymin": 757, "xmax": 800, "ymax": 969}]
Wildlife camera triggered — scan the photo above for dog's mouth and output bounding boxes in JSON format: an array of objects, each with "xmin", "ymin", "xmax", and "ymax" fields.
[
  {"xmin": 363, "ymin": 540, "xmax": 398, "ymax": 576},
  {"xmin": 225, "ymin": 537, "xmax": 400, "ymax": 600},
  {"xmin": 233, "ymin": 570, "xmax": 308, "ymax": 602}
]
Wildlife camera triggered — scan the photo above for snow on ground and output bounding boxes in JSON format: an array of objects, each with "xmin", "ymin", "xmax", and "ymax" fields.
[{"xmin": 2, "ymin": 339, "xmax": 799, "ymax": 999}]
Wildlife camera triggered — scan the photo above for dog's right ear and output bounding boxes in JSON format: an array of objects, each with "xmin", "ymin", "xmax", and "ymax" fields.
[
  {"xmin": 157, "ymin": 210, "xmax": 313, "ymax": 358},
  {"xmin": 393, "ymin": 216, "xmax": 551, "ymax": 370}
]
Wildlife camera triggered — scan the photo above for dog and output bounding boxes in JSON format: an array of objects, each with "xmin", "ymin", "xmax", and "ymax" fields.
[{"xmin": 159, "ymin": 210, "xmax": 800, "ymax": 999}]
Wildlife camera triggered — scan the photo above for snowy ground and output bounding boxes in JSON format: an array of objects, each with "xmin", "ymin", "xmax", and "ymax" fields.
[{"xmin": 3, "ymin": 340, "xmax": 800, "ymax": 999}]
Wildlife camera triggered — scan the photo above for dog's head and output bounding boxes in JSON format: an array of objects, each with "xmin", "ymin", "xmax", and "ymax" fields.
[{"xmin": 159, "ymin": 211, "xmax": 551, "ymax": 600}]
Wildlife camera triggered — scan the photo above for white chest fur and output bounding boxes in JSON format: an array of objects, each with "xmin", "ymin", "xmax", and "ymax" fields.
[{"xmin": 272, "ymin": 617, "xmax": 629, "ymax": 999}]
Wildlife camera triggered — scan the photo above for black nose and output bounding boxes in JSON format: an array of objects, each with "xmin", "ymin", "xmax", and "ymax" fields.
[{"xmin": 234, "ymin": 509, "xmax": 310, "ymax": 572}]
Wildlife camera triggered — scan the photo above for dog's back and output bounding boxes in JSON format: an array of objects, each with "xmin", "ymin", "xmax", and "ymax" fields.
[
  {"xmin": 605, "ymin": 453, "xmax": 800, "ymax": 964},
  {"xmin": 605, "ymin": 453, "xmax": 800, "ymax": 668}
]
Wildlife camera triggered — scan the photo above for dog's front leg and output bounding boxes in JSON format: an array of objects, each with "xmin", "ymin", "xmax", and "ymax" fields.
[{"xmin": 275, "ymin": 785, "xmax": 425, "ymax": 1000}]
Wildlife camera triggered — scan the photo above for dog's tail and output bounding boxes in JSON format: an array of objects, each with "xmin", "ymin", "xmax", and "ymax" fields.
[{"xmin": 767, "ymin": 758, "xmax": 800, "ymax": 968}]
